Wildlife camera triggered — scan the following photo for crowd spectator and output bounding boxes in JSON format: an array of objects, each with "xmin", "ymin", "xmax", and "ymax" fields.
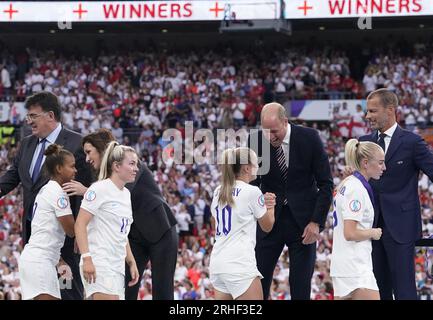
[{"xmin": 0, "ymin": 43, "xmax": 432, "ymax": 299}]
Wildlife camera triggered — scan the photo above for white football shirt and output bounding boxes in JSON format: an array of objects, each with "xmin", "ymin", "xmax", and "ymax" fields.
[
  {"xmin": 209, "ymin": 180, "xmax": 266, "ymax": 274},
  {"xmin": 330, "ymin": 175, "xmax": 375, "ymax": 277},
  {"xmin": 23, "ymin": 180, "xmax": 72, "ymax": 264},
  {"xmin": 80, "ymin": 179, "xmax": 133, "ymax": 275}
]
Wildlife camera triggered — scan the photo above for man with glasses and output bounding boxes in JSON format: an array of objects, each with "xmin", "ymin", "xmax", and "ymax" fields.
[{"xmin": 0, "ymin": 91, "xmax": 91, "ymax": 300}]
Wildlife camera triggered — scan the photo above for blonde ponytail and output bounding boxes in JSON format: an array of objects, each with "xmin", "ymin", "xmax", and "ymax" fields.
[
  {"xmin": 98, "ymin": 141, "xmax": 136, "ymax": 180},
  {"xmin": 218, "ymin": 147, "xmax": 257, "ymax": 207},
  {"xmin": 345, "ymin": 138, "xmax": 383, "ymax": 172},
  {"xmin": 219, "ymin": 148, "xmax": 237, "ymax": 207}
]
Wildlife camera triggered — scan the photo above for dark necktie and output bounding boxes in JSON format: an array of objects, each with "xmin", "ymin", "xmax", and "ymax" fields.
[
  {"xmin": 32, "ymin": 138, "xmax": 47, "ymax": 184},
  {"xmin": 377, "ymin": 133, "xmax": 387, "ymax": 152},
  {"xmin": 28, "ymin": 138, "xmax": 47, "ymax": 222},
  {"xmin": 275, "ymin": 145, "xmax": 288, "ymax": 205}
]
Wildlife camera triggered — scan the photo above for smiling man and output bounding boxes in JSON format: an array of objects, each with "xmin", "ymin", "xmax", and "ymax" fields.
[
  {"xmin": 360, "ymin": 88, "xmax": 433, "ymax": 300},
  {"xmin": 0, "ymin": 91, "xmax": 91, "ymax": 300},
  {"xmin": 248, "ymin": 102, "xmax": 333, "ymax": 300}
]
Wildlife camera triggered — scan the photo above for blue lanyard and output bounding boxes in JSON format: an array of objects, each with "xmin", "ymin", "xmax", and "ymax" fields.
[{"xmin": 353, "ymin": 171, "xmax": 375, "ymax": 208}]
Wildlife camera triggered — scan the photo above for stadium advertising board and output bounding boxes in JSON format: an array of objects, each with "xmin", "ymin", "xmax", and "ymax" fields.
[
  {"xmin": 0, "ymin": 1, "xmax": 280, "ymax": 22},
  {"xmin": 290, "ymin": 99, "xmax": 366, "ymax": 121},
  {"xmin": 284, "ymin": 0, "xmax": 428, "ymax": 19},
  {"xmin": 1, "ymin": 1, "xmax": 432, "ymax": 22}
]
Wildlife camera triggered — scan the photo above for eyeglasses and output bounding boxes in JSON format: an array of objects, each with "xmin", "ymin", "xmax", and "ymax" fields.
[{"xmin": 25, "ymin": 112, "xmax": 48, "ymax": 122}]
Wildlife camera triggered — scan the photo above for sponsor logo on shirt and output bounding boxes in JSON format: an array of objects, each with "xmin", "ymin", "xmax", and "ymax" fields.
[
  {"xmin": 349, "ymin": 199, "xmax": 362, "ymax": 212},
  {"xmin": 258, "ymin": 194, "xmax": 265, "ymax": 207},
  {"xmin": 85, "ymin": 190, "xmax": 96, "ymax": 202},
  {"xmin": 57, "ymin": 196, "xmax": 68, "ymax": 209},
  {"xmin": 339, "ymin": 186, "xmax": 346, "ymax": 196}
]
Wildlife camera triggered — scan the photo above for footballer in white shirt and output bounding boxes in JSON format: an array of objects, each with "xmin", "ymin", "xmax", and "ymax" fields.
[
  {"xmin": 331, "ymin": 139, "xmax": 385, "ymax": 300},
  {"xmin": 209, "ymin": 147, "xmax": 276, "ymax": 300},
  {"xmin": 75, "ymin": 141, "xmax": 139, "ymax": 300},
  {"xmin": 19, "ymin": 144, "xmax": 76, "ymax": 300}
]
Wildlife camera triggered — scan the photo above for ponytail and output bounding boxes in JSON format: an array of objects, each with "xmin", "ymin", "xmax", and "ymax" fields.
[
  {"xmin": 219, "ymin": 148, "xmax": 237, "ymax": 207},
  {"xmin": 218, "ymin": 147, "xmax": 257, "ymax": 207},
  {"xmin": 345, "ymin": 138, "xmax": 383, "ymax": 172},
  {"xmin": 98, "ymin": 141, "xmax": 136, "ymax": 180}
]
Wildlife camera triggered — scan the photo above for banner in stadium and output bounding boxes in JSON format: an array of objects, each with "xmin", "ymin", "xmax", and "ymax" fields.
[
  {"xmin": 284, "ymin": 0, "xmax": 427, "ymax": 19},
  {"xmin": 2, "ymin": 1, "xmax": 432, "ymax": 22},
  {"xmin": 0, "ymin": 102, "xmax": 26, "ymax": 123},
  {"xmin": 290, "ymin": 99, "xmax": 366, "ymax": 121},
  {"xmin": 0, "ymin": 1, "xmax": 280, "ymax": 22}
]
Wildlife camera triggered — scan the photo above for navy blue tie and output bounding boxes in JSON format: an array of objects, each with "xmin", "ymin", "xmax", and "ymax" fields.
[
  {"xmin": 31, "ymin": 138, "xmax": 47, "ymax": 184},
  {"xmin": 377, "ymin": 133, "xmax": 387, "ymax": 152}
]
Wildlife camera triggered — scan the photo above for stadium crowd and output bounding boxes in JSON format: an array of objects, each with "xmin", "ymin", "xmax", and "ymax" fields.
[{"xmin": 0, "ymin": 42, "xmax": 433, "ymax": 300}]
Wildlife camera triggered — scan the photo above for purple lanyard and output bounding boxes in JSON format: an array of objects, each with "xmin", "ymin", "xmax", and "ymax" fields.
[{"xmin": 353, "ymin": 171, "xmax": 375, "ymax": 208}]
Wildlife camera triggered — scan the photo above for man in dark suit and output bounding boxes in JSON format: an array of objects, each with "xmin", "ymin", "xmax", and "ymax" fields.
[
  {"xmin": 0, "ymin": 91, "xmax": 91, "ymax": 300},
  {"xmin": 359, "ymin": 88, "xmax": 433, "ymax": 300},
  {"xmin": 124, "ymin": 164, "xmax": 178, "ymax": 300},
  {"xmin": 249, "ymin": 102, "xmax": 333, "ymax": 300}
]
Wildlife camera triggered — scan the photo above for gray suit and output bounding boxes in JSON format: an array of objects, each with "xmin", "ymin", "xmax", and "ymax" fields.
[{"xmin": 0, "ymin": 127, "xmax": 92, "ymax": 300}]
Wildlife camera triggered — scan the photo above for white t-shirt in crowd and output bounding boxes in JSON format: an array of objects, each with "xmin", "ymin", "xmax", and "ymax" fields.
[
  {"xmin": 80, "ymin": 179, "xmax": 133, "ymax": 275},
  {"xmin": 176, "ymin": 212, "xmax": 192, "ymax": 232},
  {"xmin": 330, "ymin": 175, "xmax": 375, "ymax": 277},
  {"xmin": 209, "ymin": 180, "xmax": 266, "ymax": 275},
  {"xmin": 363, "ymin": 74, "xmax": 377, "ymax": 92},
  {"xmin": 22, "ymin": 180, "xmax": 72, "ymax": 264}
]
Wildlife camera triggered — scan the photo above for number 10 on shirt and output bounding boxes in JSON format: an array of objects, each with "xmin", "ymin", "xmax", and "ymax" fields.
[{"xmin": 215, "ymin": 205, "xmax": 232, "ymax": 236}]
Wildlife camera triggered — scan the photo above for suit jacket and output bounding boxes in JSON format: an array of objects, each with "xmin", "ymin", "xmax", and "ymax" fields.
[
  {"xmin": 126, "ymin": 163, "xmax": 177, "ymax": 243},
  {"xmin": 0, "ymin": 127, "xmax": 92, "ymax": 243},
  {"xmin": 359, "ymin": 125, "xmax": 433, "ymax": 243},
  {"xmin": 249, "ymin": 123, "xmax": 333, "ymax": 231}
]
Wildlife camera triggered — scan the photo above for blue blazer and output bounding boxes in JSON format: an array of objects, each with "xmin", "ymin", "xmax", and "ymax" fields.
[{"xmin": 360, "ymin": 126, "xmax": 433, "ymax": 243}]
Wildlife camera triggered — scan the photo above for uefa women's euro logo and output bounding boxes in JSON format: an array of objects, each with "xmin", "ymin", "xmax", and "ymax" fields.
[
  {"xmin": 85, "ymin": 190, "xmax": 96, "ymax": 202},
  {"xmin": 57, "ymin": 196, "xmax": 69, "ymax": 209},
  {"xmin": 349, "ymin": 199, "xmax": 361, "ymax": 213}
]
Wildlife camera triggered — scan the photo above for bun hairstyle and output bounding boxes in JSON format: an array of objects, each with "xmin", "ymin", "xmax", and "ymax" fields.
[
  {"xmin": 43, "ymin": 144, "xmax": 74, "ymax": 177},
  {"xmin": 98, "ymin": 141, "xmax": 137, "ymax": 180},
  {"xmin": 44, "ymin": 143, "xmax": 62, "ymax": 157}
]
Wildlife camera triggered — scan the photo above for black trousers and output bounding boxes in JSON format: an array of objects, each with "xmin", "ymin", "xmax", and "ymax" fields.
[
  {"xmin": 125, "ymin": 224, "xmax": 178, "ymax": 300},
  {"xmin": 25, "ymin": 220, "xmax": 84, "ymax": 300},
  {"xmin": 255, "ymin": 205, "xmax": 316, "ymax": 300},
  {"xmin": 59, "ymin": 238, "xmax": 84, "ymax": 300}
]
